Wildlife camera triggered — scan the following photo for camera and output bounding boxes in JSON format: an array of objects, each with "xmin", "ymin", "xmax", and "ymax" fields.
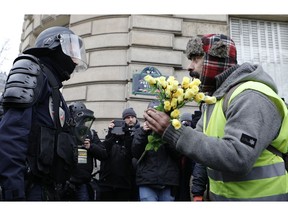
[{"xmin": 111, "ymin": 120, "xmax": 126, "ymax": 135}]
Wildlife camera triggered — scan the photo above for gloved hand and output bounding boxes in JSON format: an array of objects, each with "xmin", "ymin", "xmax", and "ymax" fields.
[
  {"xmin": 62, "ymin": 181, "xmax": 76, "ymax": 200},
  {"xmin": 193, "ymin": 196, "xmax": 203, "ymax": 201}
]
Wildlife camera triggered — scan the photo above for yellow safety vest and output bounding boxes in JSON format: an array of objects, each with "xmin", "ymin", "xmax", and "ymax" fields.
[{"xmin": 203, "ymin": 81, "xmax": 288, "ymax": 201}]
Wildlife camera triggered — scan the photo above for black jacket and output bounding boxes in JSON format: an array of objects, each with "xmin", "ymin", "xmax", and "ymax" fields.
[
  {"xmin": 70, "ymin": 129, "xmax": 106, "ymax": 184},
  {"xmin": 132, "ymin": 127, "xmax": 180, "ymax": 187},
  {"xmin": 191, "ymin": 162, "xmax": 208, "ymax": 197},
  {"xmin": 98, "ymin": 122, "xmax": 140, "ymax": 190},
  {"xmin": 0, "ymin": 55, "xmax": 75, "ymax": 200}
]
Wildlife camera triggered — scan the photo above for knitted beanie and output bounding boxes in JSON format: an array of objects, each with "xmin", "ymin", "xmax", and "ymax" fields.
[{"xmin": 122, "ymin": 107, "xmax": 137, "ymax": 119}]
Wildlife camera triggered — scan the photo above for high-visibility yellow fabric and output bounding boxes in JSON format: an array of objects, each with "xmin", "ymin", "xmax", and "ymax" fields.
[{"xmin": 204, "ymin": 81, "xmax": 288, "ymax": 200}]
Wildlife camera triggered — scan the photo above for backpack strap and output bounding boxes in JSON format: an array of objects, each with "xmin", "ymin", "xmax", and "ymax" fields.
[{"xmin": 266, "ymin": 145, "xmax": 283, "ymax": 157}]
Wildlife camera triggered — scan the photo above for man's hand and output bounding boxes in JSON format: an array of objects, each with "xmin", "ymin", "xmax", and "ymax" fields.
[
  {"xmin": 193, "ymin": 196, "xmax": 203, "ymax": 201},
  {"xmin": 142, "ymin": 121, "xmax": 151, "ymax": 131},
  {"xmin": 143, "ymin": 108, "xmax": 171, "ymax": 135},
  {"xmin": 82, "ymin": 138, "xmax": 91, "ymax": 149},
  {"xmin": 108, "ymin": 120, "xmax": 115, "ymax": 129}
]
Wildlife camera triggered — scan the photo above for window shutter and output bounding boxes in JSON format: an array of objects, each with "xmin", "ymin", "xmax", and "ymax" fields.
[{"xmin": 230, "ymin": 17, "xmax": 288, "ymax": 102}]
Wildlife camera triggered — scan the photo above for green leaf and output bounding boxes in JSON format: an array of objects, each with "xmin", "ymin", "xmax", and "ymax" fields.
[{"xmin": 145, "ymin": 143, "xmax": 154, "ymax": 151}]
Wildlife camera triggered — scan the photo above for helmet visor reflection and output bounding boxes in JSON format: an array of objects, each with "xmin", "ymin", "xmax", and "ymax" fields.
[{"xmin": 60, "ymin": 34, "xmax": 88, "ymax": 72}]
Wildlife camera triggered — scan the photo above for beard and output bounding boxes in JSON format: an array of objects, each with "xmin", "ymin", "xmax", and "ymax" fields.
[{"xmin": 189, "ymin": 71, "xmax": 200, "ymax": 79}]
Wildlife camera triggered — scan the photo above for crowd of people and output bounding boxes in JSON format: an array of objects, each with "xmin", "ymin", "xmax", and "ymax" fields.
[{"xmin": 0, "ymin": 26, "xmax": 287, "ymax": 201}]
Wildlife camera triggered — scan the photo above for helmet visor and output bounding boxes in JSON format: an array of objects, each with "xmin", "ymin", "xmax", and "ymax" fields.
[
  {"xmin": 60, "ymin": 34, "xmax": 88, "ymax": 72},
  {"xmin": 75, "ymin": 116, "xmax": 95, "ymax": 143}
]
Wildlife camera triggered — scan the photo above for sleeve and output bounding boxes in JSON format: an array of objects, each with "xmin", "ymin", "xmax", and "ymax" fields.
[
  {"xmin": 0, "ymin": 107, "xmax": 33, "ymax": 200},
  {"xmin": 131, "ymin": 127, "xmax": 149, "ymax": 159},
  {"xmin": 164, "ymin": 139, "xmax": 181, "ymax": 160},
  {"xmin": 163, "ymin": 90, "xmax": 282, "ymax": 175},
  {"xmin": 191, "ymin": 162, "xmax": 208, "ymax": 196},
  {"xmin": 88, "ymin": 130, "xmax": 108, "ymax": 160},
  {"xmin": 102, "ymin": 129, "xmax": 116, "ymax": 153}
]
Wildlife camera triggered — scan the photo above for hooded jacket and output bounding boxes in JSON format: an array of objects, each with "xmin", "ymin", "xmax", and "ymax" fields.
[
  {"xmin": 162, "ymin": 63, "xmax": 287, "ymax": 200},
  {"xmin": 98, "ymin": 121, "xmax": 140, "ymax": 190},
  {"xmin": 132, "ymin": 127, "xmax": 180, "ymax": 188}
]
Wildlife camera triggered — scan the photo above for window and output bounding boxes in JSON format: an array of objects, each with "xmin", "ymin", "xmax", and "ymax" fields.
[{"xmin": 230, "ymin": 17, "xmax": 288, "ymax": 102}]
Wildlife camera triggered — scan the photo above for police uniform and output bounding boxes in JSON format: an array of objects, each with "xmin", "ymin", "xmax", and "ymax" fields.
[{"xmin": 0, "ymin": 26, "xmax": 88, "ymax": 201}]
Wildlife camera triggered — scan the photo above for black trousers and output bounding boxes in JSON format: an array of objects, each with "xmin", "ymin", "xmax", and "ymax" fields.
[{"xmin": 100, "ymin": 188, "xmax": 132, "ymax": 201}]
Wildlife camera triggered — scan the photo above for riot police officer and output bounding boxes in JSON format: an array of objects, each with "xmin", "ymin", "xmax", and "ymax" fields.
[
  {"xmin": 0, "ymin": 26, "xmax": 88, "ymax": 200},
  {"xmin": 64, "ymin": 101, "xmax": 106, "ymax": 201}
]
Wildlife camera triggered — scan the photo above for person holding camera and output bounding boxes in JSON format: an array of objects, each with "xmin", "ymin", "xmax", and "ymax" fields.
[{"xmin": 98, "ymin": 107, "xmax": 140, "ymax": 201}]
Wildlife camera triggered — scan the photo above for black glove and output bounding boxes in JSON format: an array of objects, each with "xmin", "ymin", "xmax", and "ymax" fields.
[{"xmin": 62, "ymin": 181, "xmax": 76, "ymax": 201}]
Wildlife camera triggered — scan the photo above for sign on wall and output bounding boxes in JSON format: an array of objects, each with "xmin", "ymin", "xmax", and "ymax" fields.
[{"xmin": 132, "ymin": 66, "xmax": 164, "ymax": 96}]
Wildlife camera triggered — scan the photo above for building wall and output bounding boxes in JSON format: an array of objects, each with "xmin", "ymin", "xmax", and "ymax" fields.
[
  {"xmin": 0, "ymin": 72, "xmax": 7, "ymax": 93},
  {"xmin": 20, "ymin": 14, "xmax": 229, "ymax": 139}
]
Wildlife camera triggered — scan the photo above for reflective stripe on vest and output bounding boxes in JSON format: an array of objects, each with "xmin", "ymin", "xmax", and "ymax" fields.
[{"xmin": 203, "ymin": 81, "xmax": 288, "ymax": 201}]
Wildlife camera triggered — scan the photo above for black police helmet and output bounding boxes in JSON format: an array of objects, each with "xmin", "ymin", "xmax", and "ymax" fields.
[
  {"xmin": 24, "ymin": 26, "xmax": 75, "ymax": 54},
  {"xmin": 68, "ymin": 101, "xmax": 87, "ymax": 113},
  {"xmin": 68, "ymin": 101, "xmax": 95, "ymax": 128},
  {"xmin": 68, "ymin": 102, "xmax": 95, "ymax": 143},
  {"xmin": 23, "ymin": 26, "xmax": 88, "ymax": 80}
]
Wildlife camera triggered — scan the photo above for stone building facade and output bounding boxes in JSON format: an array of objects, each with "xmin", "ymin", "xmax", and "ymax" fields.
[
  {"xmin": 0, "ymin": 72, "xmax": 7, "ymax": 94},
  {"xmin": 19, "ymin": 14, "xmax": 288, "ymax": 139}
]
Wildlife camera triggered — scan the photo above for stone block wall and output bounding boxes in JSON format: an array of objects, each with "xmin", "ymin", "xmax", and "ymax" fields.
[{"xmin": 20, "ymin": 14, "xmax": 228, "ymax": 139}]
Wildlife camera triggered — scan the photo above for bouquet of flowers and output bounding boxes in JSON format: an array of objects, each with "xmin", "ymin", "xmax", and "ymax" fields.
[{"xmin": 144, "ymin": 74, "xmax": 216, "ymax": 151}]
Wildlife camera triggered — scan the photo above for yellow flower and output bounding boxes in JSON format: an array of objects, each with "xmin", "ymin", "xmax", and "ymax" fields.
[
  {"xmin": 167, "ymin": 76, "xmax": 176, "ymax": 85},
  {"xmin": 143, "ymin": 72, "xmax": 216, "ymax": 151},
  {"xmin": 170, "ymin": 109, "xmax": 180, "ymax": 119},
  {"xmin": 177, "ymin": 94, "xmax": 184, "ymax": 104},
  {"xmin": 181, "ymin": 76, "xmax": 190, "ymax": 89},
  {"xmin": 144, "ymin": 75, "xmax": 156, "ymax": 85},
  {"xmin": 204, "ymin": 96, "xmax": 217, "ymax": 104},
  {"xmin": 157, "ymin": 76, "xmax": 167, "ymax": 89},
  {"xmin": 172, "ymin": 88, "xmax": 183, "ymax": 98},
  {"xmin": 165, "ymin": 85, "xmax": 172, "ymax": 98},
  {"xmin": 194, "ymin": 92, "xmax": 205, "ymax": 103},
  {"xmin": 190, "ymin": 85, "xmax": 199, "ymax": 95},
  {"xmin": 172, "ymin": 119, "xmax": 181, "ymax": 130},
  {"xmin": 170, "ymin": 80, "xmax": 179, "ymax": 92},
  {"xmin": 189, "ymin": 78, "xmax": 201, "ymax": 86},
  {"xmin": 164, "ymin": 100, "xmax": 171, "ymax": 112},
  {"xmin": 171, "ymin": 98, "xmax": 178, "ymax": 109},
  {"xmin": 184, "ymin": 89, "xmax": 196, "ymax": 100}
]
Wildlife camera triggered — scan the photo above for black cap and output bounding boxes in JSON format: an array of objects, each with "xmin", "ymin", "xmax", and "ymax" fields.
[{"xmin": 122, "ymin": 107, "xmax": 137, "ymax": 119}]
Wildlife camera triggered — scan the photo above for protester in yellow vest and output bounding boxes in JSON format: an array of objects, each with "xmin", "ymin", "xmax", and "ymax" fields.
[{"xmin": 144, "ymin": 34, "xmax": 288, "ymax": 201}]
